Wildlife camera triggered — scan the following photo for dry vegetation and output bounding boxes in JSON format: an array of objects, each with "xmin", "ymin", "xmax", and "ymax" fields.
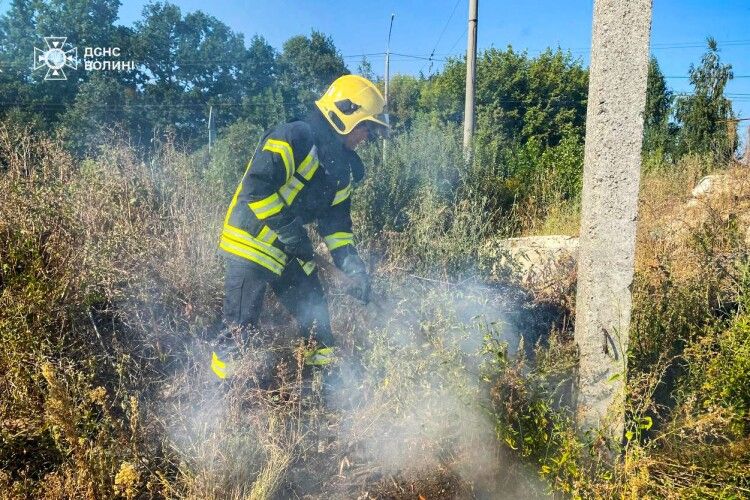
[{"xmin": 1, "ymin": 121, "xmax": 749, "ymax": 499}]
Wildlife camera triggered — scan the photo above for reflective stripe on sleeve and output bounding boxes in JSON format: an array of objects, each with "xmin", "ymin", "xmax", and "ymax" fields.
[
  {"xmin": 278, "ymin": 176, "xmax": 304, "ymax": 205},
  {"xmin": 263, "ymin": 139, "xmax": 294, "ymax": 181},
  {"xmin": 297, "ymin": 145, "xmax": 320, "ymax": 181},
  {"xmin": 332, "ymin": 183, "xmax": 352, "ymax": 206},
  {"xmin": 297, "ymin": 258, "xmax": 316, "ymax": 276},
  {"xmin": 248, "ymin": 193, "xmax": 284, "ymax": 219},
  {"xmin": 257, "ymin": 226, "xmax": 278, "ymax": 244},
  {"xmin": 323, "ymin": 231, "xmax": 354, "ymax": 251}
]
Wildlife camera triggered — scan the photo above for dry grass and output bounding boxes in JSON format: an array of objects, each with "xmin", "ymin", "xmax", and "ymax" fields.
[
  {"xmin": 2, "ymin": 120, "xmax": 748, "ymax": 498},
  {"xmin": 0, "ymin": 121, "xmax": 557, "ymax": 499}
]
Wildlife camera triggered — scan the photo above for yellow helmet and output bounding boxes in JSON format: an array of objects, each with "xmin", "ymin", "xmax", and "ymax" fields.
[{"xmin": 315, "ymin": 74, "xmax": 389, "ymax": 135}]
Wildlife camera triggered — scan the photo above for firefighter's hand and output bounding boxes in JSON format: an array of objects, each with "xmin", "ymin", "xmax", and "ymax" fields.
[
  {"xmin": 275, "ymin": 218, "xmax": 314, "ymax": 261},
  {"xmin": 346, "ymin": 271, "xmax": 371, "ymax": 304},
  {"xmin": 341, "ymin": 254, "xmax": 370, "ymax": 304},
  {"xmin": 284, "ymin": 237, "xmax": 315, "ymax": 262}
]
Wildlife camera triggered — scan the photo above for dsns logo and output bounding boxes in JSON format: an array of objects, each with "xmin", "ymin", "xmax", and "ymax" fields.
[{"xmin": 34, "ymin": 37, "xmax": 77, "ymax": 81}]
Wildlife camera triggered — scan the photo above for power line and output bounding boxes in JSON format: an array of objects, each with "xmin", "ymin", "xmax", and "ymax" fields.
[
  {"xmin": 391, "ymin": 52, "xmax": 451, "ymax": 62},
  {"xmin": 446, "ymin": 27, "xmax": 468, "ymax": 57},
  {"xmin": 666, "ymin": 75, "xmax": 750, "ymax": 79},
  {"xmin": 419, "ymin": 0, "xmax": 463, "ymax": 76},
  {"xmin": 0, "ymin": 101, "xmax": 245, "ymax": 108},
  {"xmin": 560, "ymin": 38, "xmax": 750, "ymax": 55},
  {"xmin": 341, "ymin": 52, "xmax": 386, "ymax": 59},
  {"xmin": 652, "ymin": 39, "xmax": 750, "ymax": 47},
  {"xmin": 652, "ymin": 39, "xmax": 750, "ymax": 49},
  {"xmin": 4, "ymin": 37, "xmax": 747, "ymax": 70},
  {"xmin": 428, "ymin": 0, "xmax": 462, "ymax": 58}
]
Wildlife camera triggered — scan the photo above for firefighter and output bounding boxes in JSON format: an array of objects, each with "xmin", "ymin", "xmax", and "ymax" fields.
[{"xmin": 210, "ymin": 74, "xmax": 388, "ymax": 381}]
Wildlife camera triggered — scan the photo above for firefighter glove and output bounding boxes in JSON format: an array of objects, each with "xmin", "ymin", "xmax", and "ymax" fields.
[
  {"xmin": 341, "ymin": 254, "xmax": 370, "ymax": 304},
  {"xmin": 275, "ymin": 218, "xmax": 314, "ymax": 262}
]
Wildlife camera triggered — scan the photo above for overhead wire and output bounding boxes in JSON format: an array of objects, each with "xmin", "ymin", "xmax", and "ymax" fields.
[
  {"xmin": 418, "ymin": 0, "xmax": 463, "ymax": 76},
  {"xmin": 563, "ymin": 38, "xmax": 750, "ymax": 54},
  {"xmin": 446, "ymin": 27, "xmax": 468, "ymax": 57},
  {"xmin": 666, "ymin": 75, "xmax": 750, "ymax": 79}
]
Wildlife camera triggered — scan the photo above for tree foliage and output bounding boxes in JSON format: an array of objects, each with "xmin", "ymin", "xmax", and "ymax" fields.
[
  {"xmin": 0, "ymin": 1, "xmax": 738, "ymax": 174},
  {"xmin": 277, "ymin": 31, "xmax": 348, "ymax": 120},
  {"xmin": 0, "ymin": 2, "xmax": 349, "ymax": 151},
  {"xmin": 0, "ymin": 0, "xmax": 125, "ymax": 126},
  {"xmin": 419, "ymin": 47, "xmax": 587, "ymax": 150},
  {"xmin": 643, "ymin": 57, "xmax": 675, "ymax": 158},
  {"xmin": 675, "ymin": 38, "xmax": 736, "ymax": 159}
]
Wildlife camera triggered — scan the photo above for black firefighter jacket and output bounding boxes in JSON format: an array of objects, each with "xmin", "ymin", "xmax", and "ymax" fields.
[{"xmin": 219, "ymin": 108, "xmax": 364, "ymax": 277}]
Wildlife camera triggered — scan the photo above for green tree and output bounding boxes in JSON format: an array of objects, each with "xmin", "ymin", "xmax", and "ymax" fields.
[
  {"xmin": 418, "ymin": 57, "xmax": 465, "ymax": 124},
  {"xmin": 675, "ymin": 38, "xmax": 736, "ymax": 159},
  {"xmin": 522, "ymin": 48, "xmax": 587, "ymax": 147},
  {"xmin": 238, "ymin": 36, "xmax": 286, "ymax": 129},
  {"xmin": 387, "ymin": 74, "xmax": 424, "ymax": 131},
  {"xmin": 204, "ymin": 118, "xmax": 264, "ymax": 190},
  {"xmin": 58, "ymin": 74, "xmax": 134, "ymax": 154},
  {"xmin": 278, "ymin": 31, "xmax": 348, "ymax": 119},
  {"xmin": 132, "ymin": 2, "xmax": 248, "ymax": 147},
  {"xmin": 0, "ymin": 0, "xmax": 124, "ymax": 127},
  {"xmin": 643, "ymin": 57, "xmax": 675, "ymax": 158},
  {"xmin": 357, "ymin": 55, "xmax": 375, "ymax": 82},
  {"xmin": 414, "ymin": 46, "xmax": 590, "ymax": 216},
  {"xmin": 419, "ymin": 47, "xmax": 587, "ymax": 148},
  {"xmin": 0, "ymin": 0, "xmax": 38, "ymax": 125}
]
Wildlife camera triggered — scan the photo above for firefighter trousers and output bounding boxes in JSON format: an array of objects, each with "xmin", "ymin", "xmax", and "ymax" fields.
[{"xmin": 221, "ymin": 257, "xmax": 335, "ymax": 347}]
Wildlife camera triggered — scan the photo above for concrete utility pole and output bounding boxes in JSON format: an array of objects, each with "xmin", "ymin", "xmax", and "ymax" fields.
[
  {"xmin": 463, "ymin": 0, "xmax": 478, "ymax": 160},
  {"xmin": 208, "ymin": 105, "xmax": 214, "ymax": 153},
  {"xmin": 744, "ymin": 125, "xmax": 750, "ymax": 166},
  {"xmin": 383, "ymin": 13, "xmax": 395, "ymax": 167},
  {"xmin": 574, "ymin": 0, "xmax": 653, "ymax": 441}
]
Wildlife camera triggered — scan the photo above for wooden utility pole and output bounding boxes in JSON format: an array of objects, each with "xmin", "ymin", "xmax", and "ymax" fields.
[
  {"xmin": 744, "ymin": 125, "xmax": 750, "ymax": 166},
  {"xmin": 383, "ymin": 13, "xmax": 395, "ymax": 167},
  {"xmin": 463, "ymin": 0, "xmax": 478, "ymax": 160},
  {"xmin": 574, "ymin": 0, "xmax": 652, "ymax": 443}
]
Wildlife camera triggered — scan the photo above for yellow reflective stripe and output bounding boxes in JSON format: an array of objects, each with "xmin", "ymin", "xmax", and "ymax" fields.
[
  {"xmin": 332, "ymin": 183, "xmax": 352, "ymax": 206},
  {"xmin": 305, "ymin": 347, "xmax": 334, "ymax": 366},
  {"xmin": 220, "ymin": 239, "xmax": 284, "ymax": 275},
  {"xmin": 257, "ymin": 226, "xmax": 278, "ymax": 244},
  {"xmin": 211, "ymin": 352, "xmax": 227, "ymax": 379},
  {"xmin": 278, "ymin": 176, "xmax": 304, "ymax": 205},
  {"xmin": 297, "ymin": 145, "xmax": 320, "ymax": 181},
  {"xmin": 219, "ymin": 235, "xmax": 284, "ymax": 274},
  {"xmin": 222, "ymin": 226, "xmax": 286, "ymax": 263},
  {"xmin": 324, "ymin": 231, "xmax": 354, "ymax": 251},
  {"xmin": 223, "ymin": 160, "xmax": 253, "ymax": 227},
  {"xmin": 297, "ymin": 258, "xmax": 316, "ymax": 275},
  {"xmin": 248, "ymin": 193, "xmax": 284, "ymax": 219},
  {"xmin": 263, "ymin": 139, "xmax": 294, "ymax": 181}
]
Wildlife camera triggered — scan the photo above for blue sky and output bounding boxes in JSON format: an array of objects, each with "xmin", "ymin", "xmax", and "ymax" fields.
[
  {"xmin": 114, "ymin": 0, "xmax": 750, "ymax": 140},
  {"xmin": 3, "ymin": 0, "xmax": 749, "ymax": 138}
]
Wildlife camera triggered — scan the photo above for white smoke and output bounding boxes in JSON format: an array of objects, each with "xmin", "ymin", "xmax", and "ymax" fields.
[
  {"xmin": 321, "ymin": 277, "xmax": 545, "ymax": 498},
  {"xmin": 158, "ymin": 276, "xmax": 548, "ymax": 498}
]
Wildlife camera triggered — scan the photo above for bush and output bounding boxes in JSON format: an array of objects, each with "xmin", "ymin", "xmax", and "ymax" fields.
[
  {"xmin": 202, "ymin": 118, "xmax": 264, "ymax": 193},
  {"xmin": 354, "ymin": 119, "xmax": 464, "ymax": 238},
  {"xmin": 0, "ymin": 123, "xmax": 227, "ymax": 497}
]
